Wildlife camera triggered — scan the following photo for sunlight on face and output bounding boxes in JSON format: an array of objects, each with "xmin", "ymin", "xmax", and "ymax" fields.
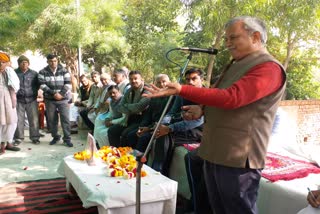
[
  {"xmin": 91, "ymin": 74, "xmax": 100, "ymax": 84},
  {"xmin": 0, "ymin": 61, "xmax": 8, "ymax": 72},
  {"xmin": 109, "ymin": 88, "xmax": 121, "ymax": 101},
  {"xmin": 19, "ymin": 61, "xmax": 29, "ymax": 72},
  {"xmin": 224, "ymin": 21, "xmax": 258, "ymax": 60},
  {"xmin": 129, "ymin": 74, "xmax": 143, "ymax": 89},
  {"xmin": 113, "ymin": 73, "xmax": 125, "ymax": 84},
  {"xmin": 100, "ymin": 76, "xmax": 110, "ymax": 86},
  {"xmin": 155, "ymin": 76, "xmax": 170, "ymax": 89},
  {"xmin": 185, "ymin": 72, "xmax": 202, "ymax": 88},
  {"xmin": 80, "ymin": 77, "xmax": 89, "ymax": 86},
  {"xmin": 47, "ymin": 58, "xmax": 58, "ymax": 70}
]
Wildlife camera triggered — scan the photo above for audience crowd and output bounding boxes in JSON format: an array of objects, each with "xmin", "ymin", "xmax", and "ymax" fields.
[
  {"xmin": 0, "ymin": 52, "xmax": 200, "ymax": 168},
  {"xmin": 0, "ymin": 50, "xmax": 205, "ymax": 212}
]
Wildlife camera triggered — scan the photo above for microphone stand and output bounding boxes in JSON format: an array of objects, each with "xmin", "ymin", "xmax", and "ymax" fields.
[{"xmin": 135, "ymin": 51, "xmax": 193, "ymax": 214}]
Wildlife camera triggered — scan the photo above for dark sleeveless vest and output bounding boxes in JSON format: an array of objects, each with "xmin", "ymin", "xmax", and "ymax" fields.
[{"xmin": 198, "ymin": 50, "xmax": 286, "ymax": 169}]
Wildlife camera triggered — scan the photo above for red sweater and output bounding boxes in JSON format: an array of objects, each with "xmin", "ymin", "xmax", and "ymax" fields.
[{"xmin": 179, "ymin": 62, "xmax": 284, "ymax": 109}]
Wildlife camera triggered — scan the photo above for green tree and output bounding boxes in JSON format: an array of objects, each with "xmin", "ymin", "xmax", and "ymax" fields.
[
  {"xmin": 264, "ymin": 0, "xmax": 320, "ymax": 70},
  {"xmin": 78, "ymin": 0, "xmax": 130, "ymax": 72},
  {"xmin": 181, "ymin": 0, "xmax": 268, "ymax": 84},
  {"xmin": 263, "ymin": 0, "xmax": 320, "ymax": 99},
  {"xmin": 1, "ymin": 0, "xmax": 130, "ymax": 92},
  {"xmin": 25, "ymin": 1, "xmax": 91, "ymax": 91},
  {"xmin": 286, "ymin": 49, "xmax": 320, "ymax": 99},
  {"xmin": 0, "ymin": 0, "xmax": 50, "ymax": 52},
  {"xmin": 1, "ymin": 0, "xmax": 320, "ymax": 99},
  {"xmin": 122, "ymin": 0, "xmax": 183, "ymax": 81},
  {"xmin": 181, "ymin": 0, "xmax": 320, "ymax": 99}
]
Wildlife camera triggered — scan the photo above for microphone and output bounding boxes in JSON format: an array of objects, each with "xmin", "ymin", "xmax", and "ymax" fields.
[{"xmin": 177, "ymin": 47, "xmax": 218, "ymax": 55}]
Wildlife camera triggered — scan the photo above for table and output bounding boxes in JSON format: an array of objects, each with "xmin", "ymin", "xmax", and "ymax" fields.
[{"xmin": 58, "ymin": 156, "xmax": 178, "ymax": 214}]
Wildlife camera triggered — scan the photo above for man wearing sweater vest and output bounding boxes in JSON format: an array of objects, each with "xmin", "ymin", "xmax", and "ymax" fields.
[{"xmin": 144, "ymin": 16, "xmax": 286, "ymax": 214}]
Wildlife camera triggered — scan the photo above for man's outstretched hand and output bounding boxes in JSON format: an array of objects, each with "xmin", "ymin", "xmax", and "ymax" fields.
[{"xmin": 143, "ymin": 82, "xmax": 182, "ymax": 98}]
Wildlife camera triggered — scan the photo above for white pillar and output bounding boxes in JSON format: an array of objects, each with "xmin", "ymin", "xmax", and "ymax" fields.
[{"xmin": 76, "ymin": 0, "xmax": 83, "ymax": 76}]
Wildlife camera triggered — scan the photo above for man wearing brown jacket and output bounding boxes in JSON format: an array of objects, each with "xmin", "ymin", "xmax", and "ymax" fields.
[{"xmin": 144, "ymin": 16, "xmax": 286, "ymax": 214}]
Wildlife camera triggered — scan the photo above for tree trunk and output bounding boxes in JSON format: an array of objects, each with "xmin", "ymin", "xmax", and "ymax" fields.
[
  {"xmin": 283, "ymin": 39, "xmax": 295, "ymax": 71},
  {"xmin": 62, "ymin": 48, "xmax": 79, "ymax": 93},
  {"xmin": 206, "ymin": 31, "xmax": 224, "ymax": 86}
]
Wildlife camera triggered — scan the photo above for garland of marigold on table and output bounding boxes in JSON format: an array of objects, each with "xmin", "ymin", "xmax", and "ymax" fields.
[{"xmin": 74, "ymin": 146, "xmax": 147, "ymax": 179}]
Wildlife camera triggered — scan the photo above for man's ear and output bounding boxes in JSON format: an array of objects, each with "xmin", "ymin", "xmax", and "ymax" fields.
[{"xmin": 252, "ymin": 31, "xmax": 261, "ymax": 43}]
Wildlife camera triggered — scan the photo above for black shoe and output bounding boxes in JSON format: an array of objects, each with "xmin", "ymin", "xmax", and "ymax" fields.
[
  {"xmin": 71, "ymin": 130, "xmax": 78, "ymax": 134},
  {"xmin": 64, "ymin": 140, "xmax": 73, "ymax": 147},
  {"xmin": 13, "ymin": 140, "xmax": 22, "ymax": 146},
  {"xmin": 49, "ymin": 138, "xmax": 60, "ymax": 145},
  {"xmin": 32, "ymin": 140, "xmax": 40, "ymax": 145},
  {"xmin": 39, "ymin": 133, "xmax": 45, "ymax": 137},
  {"xmin": 6, "ymin": 144, "xmax": 21, "ymax": 151}
]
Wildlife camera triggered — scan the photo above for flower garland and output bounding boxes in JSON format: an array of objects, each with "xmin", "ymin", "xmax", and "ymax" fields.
[{"xmin": 74, "ymin": 146, "xmax": 147, "ymax": 179}]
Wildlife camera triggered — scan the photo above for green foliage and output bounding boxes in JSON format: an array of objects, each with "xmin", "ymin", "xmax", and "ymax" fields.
[
  {"xmin": 76, "ymin": 0, "xmax": 130, "ymax": 71},
  {"xmin": 28, "ymin": 4, "xmax": 83, "ymax": 50},
  {"xmin": 0, "ymin": 0, "xmax": 20, "ymax": 13},
  {"xmin": 286, "ymin": 58, "xmax": 320, "ymax": 100},
  {"xmin": 0, "ymin": 0, "xmax": 51, "ymax": 52},
  {"xmin": 182, "ymin": 0, "xmax": 320, "ymax": 98},
  {"xmin": 181, "ymin": 0, "xmax": 272, "ymax": 83},
  {"xmin": 284, "ymin": 44, "xmax": 320, "ymax": 99},
  {"xmin": 122, "ymin": 0, "xmax": 183, "ymax": 82},
  {"xmin": 0, "ymin": 0, "xmax": 320, "ymax": 99}
]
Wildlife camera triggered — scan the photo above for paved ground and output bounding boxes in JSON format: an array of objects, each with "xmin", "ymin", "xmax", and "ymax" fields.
[
  {"xmin": 0, "ymin": 128, "xmax": 191, "ymax": 213},
  {"xmin": 0, "ymin": 129, "xmax": 89, "ymax": 187}
]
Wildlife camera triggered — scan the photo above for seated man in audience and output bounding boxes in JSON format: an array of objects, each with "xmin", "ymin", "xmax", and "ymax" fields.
[
  {"xmin": 79, "ymin": 71, "xmax": 102, "ymax": 132},
  {"xmin": 87, "ymin": 72, "xmax": 115, "ymax": 124},
  {"xmin": 94, "ymin": 85, "xmax": 126, "ymax": 147},
  {"xmin": 69, "ymin": 74, "xmax": 92, "ymax": 133},
  {"xmin": 113, "ymin": 68, "xmax": 130, "ymax": 94},
  {"xmin": 127, "ymin": 74, "xmax": 171, "ymax": 152},
  {"xmin": 153, "ymin": 68, "xmax": 205, "ymax": 175},
  {"xmin": 108, "ymin": 70, "xmax": 150, "ymax": 147}
]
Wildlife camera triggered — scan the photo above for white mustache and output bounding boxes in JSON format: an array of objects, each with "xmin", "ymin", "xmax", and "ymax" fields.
[{"xmin": 226, "ymin": 47, "xmax": 235, "ymax": 51}]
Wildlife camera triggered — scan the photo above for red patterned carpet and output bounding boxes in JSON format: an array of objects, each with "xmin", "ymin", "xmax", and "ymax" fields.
[
  {"xmin": 0, "ymin": 178, "xmax": 98, "ymax": 214},
  {"xmin": 262, "ymin": 152, "xmax": 320, "ymax": 182}
]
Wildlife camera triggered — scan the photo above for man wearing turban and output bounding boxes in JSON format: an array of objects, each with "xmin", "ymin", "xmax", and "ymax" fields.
[{"xmin": 0, "ymin": 51, "xmax": 21, "ymax": 154}]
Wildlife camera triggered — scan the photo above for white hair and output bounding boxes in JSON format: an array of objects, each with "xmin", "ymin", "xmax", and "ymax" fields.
[
  {"xmin": 155, "ymin": 74, "xmax": 170, "ymax": 82},
  {"xmin": 225, "ymin": 16, "xmax": 268, "ymax": 44}
]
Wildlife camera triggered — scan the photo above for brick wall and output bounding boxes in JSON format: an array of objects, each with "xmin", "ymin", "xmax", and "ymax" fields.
[{"xmin": 280, "ymin": 100, "xmax": 320, "ymax": 145}]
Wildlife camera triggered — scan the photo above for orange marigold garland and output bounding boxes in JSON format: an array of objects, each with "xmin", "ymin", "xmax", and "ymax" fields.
[{"xmin": 73, "ymin": 146, "xmax": 147, "ymax": 179}]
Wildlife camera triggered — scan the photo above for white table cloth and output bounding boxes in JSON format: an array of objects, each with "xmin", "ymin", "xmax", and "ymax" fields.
[
  {"xmin": 257, "ymin": 148, "xmax": 320, "ymax": 214},
  {"xmin": 258, "ymin": 174, "xmax": 320, "ymax": 214},
  {"xmin": 297, "ymin": 205, "xmax": 320, "ymax": 214},
  {"xmin": 58, "ymin": 155, "xmax": 178, "ymax": 214}
]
